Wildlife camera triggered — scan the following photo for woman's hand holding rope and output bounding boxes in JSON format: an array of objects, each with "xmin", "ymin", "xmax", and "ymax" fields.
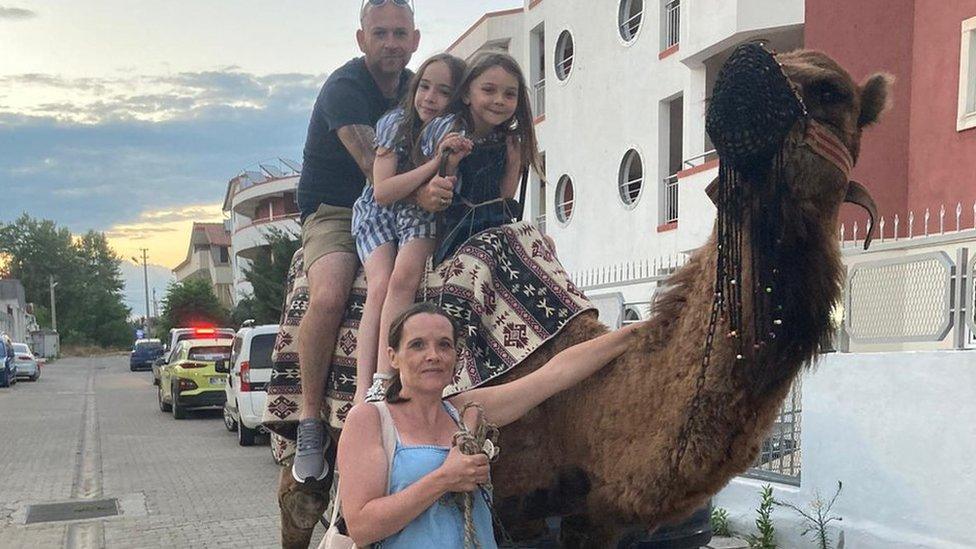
[{"xmin": 437, "ymin": 447, "xmax": 490, "ymax": 493}]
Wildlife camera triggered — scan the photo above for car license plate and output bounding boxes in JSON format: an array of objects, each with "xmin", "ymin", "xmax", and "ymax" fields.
[{"xmin": 210, "ymin": 376, "xmax": 223, "ymax": 385}]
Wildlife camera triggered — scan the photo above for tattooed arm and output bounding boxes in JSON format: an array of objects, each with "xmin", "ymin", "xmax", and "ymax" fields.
[{"xmin": 337, "ymin": 124, "xmax": 378, "ymax": 183}]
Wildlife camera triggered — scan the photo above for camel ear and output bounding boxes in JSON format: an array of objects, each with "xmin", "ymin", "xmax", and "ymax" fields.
[{"xmin": 858, "ymin": 73, "xmax": 893, "ymax": 127}]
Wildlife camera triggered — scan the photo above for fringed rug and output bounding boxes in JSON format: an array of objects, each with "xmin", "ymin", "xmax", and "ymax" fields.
[{"xmin": 263, "ymin": 222, "xmax": 593, "ymax": 462}]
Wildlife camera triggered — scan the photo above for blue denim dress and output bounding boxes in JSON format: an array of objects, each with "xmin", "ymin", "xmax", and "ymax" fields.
[{"xmin": 378, "ymin": 403, "xmax": 498, "ymax": 548}]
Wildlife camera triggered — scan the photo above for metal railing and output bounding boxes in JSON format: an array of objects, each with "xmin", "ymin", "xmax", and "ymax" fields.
[
  {"xmin": 619, "ymin": 174, "xmax": 643, "ymax": 205},
  {"xmin": 557, "ymin": 54, "xmax": 574, "ymax": 80},
  {"xmin": 664, "ymin": 0, "xmax": 680, "ymax": 49},
  {"xmin": 619, "ymin": 5, "xmax": 643, "ymax": 41},
  {"xmin": 746, "ymin": 379, "xmax": 802, "ymax": 484},
  {"xmin": 839, "ymin": 201, "xmax": 976, "ymax": 247},
  {"xmin": 533, "ymin": 78, "xmax": 545, "ymax": 117},
  {"xmin": 557, "ymin": 198, "xmax": 574, "ymax": 223},
  {"xmin": 662, "ymin": 174, "xmax": 679, "ymax": 224},
  {"xmin": 681, "ymin": 149, "xmax": 718, "ymax": 170},
  {"xmin": 570, "ymin": 253, "xmax": 688, "ymax": 290},
  {"xmin": 234, "ymin": 212, "xmax": 301, "ymax": 234}
]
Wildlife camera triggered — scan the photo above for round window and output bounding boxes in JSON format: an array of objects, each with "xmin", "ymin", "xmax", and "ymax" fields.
[
  {"xmin": 618, "ymin": 149, "xmax": 644, "ymax": 206},
  {"xmin": 618, "ymin": 0, "xmax": 644, "ymax": 42},
  {"xmin": 555, "ymin": 30, "xmax": 575, "ymax": 81},
  {"xmin": 622, "ymin": 307, "xmax": 642, "ymax": 325},
  {"xmin": 555, "ymin": 175, "xmax": 575, "ymax": 224}
]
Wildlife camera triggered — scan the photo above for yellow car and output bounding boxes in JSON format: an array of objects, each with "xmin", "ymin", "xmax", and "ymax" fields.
[{"xmin": 157, "ymin": 338, "xmax": 233, "ymax": 419}]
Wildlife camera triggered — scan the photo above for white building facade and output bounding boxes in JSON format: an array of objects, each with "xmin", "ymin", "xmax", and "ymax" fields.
[
  {"xmin": 447, "ymin": 0, "xmax": 803, "ymax": 319},
  {"xmin": 444, "ymin": 3, "xmax": 976, "ymax": 548},
  {"xmin": 222, "ymin": 158, "xmax": 302, "ymax": 304}
]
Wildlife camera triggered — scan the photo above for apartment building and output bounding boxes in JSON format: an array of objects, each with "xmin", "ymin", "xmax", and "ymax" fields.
[
  {"xmin": 222, "ymin": 158, "xmax": 302, "ymax": 304},
  {"xmin": 173, "ymin": 222, "xmax": 234, "ymax": 308}
]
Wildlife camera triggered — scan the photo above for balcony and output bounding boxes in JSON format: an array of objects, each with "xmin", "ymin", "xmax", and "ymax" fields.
[
  {"xmin": 678, "ymin": 0, "xmax": 803, "ymax": 65},
  {"xmin": 663, "ymin": 0, "xmax": 680, "ymax": 50},
  {"xmin": 662, "ymin": 175, "xmax": 679, "ymax": 225},
  {"xmin": 230, "ymin": 175, "xmax": 299, "ymax": 218},
  {"xmin": 232, "ymin": 213, "xmax": 301, "ymax": 261}
]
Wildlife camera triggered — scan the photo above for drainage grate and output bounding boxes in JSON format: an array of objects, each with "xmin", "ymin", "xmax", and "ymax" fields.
[{"xmin": 25, "ymin": 498, "xmax": 119, "ymax": 524}]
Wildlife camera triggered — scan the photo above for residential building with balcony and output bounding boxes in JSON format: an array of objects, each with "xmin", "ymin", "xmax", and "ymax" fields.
[
  {"xmin": 444, "ymin": 2, "xmax": 976, "ymax": 547},
  {"xmin": 173, "ymin": 222, "xmax": 234, "ymax": 308},
  {"xmin": 222, "ymin": 158, "xmax": 302, "ymax": 304},
  {"xmin": 447, "ymin": 0, "xmax": 803, "ymax": 315}
]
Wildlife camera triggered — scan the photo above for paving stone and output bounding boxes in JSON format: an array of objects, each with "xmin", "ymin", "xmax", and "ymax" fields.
[{"xmin": 0, "ymin": 356, "xmax": 326, "ymax": 548}]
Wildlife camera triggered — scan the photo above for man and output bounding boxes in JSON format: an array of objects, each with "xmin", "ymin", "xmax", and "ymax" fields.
[{"xmin": 292, "ymin": 0, "xmax": 453, "ymax": 484}]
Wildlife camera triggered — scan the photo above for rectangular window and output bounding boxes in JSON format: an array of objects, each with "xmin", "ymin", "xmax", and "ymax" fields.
[
  {"xmin": 219, "ymin": 246, "xmax": 230, "ymax": 264},
  {"xmin": 958, "ymin": 16, "xmax": 976, "ymax": 131},
  {"xmin": 661, "ymin": 0, "xmax": 680, "ymax": 51},
  {"xmin": 530, "ymin": 23, "xmax": 546, "ymax": 117},
  {"xmin": 658, "ymin": 95, "xmax": 683, "ymax": 225}
]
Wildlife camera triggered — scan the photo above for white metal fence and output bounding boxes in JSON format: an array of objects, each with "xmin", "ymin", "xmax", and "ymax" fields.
[
  {"xmin": 664, "ymin": 0, "xmax": 680, "ymax": 49},
  {"xmin": 533, "ymin": 78, "xmax": 545, "ymax": 117},
  {"xmin": 662, "ymin": 174, "xmax": 679, "ymax": 224}
]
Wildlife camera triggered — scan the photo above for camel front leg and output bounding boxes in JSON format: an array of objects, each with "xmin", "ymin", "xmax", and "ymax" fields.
[{"xmin": 278, "ymin": 465, "xmax": 331, "ymax": 549}]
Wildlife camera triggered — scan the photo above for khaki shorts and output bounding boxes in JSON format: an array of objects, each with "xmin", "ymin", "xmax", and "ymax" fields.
[{"xmin": 301, "ymin": 203, "xmax": 357, "ymax": 272}]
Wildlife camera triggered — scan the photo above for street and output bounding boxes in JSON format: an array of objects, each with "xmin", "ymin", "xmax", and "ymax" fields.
[{"xmin": 0, "ymin": 355, "xmax": 323, "ymax": 549}]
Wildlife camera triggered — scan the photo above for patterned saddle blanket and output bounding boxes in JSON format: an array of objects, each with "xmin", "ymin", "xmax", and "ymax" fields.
[{"xmin": 262, "ymin": 222, "xmax": 594, "ymax": 459}]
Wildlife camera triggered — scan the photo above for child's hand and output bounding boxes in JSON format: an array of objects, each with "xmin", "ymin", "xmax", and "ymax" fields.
[{"xmin": 438, "ymin": 132, "xmax": 473, "ymax": 162}]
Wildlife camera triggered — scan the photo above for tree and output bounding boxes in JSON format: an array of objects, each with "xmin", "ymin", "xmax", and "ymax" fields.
[
  {"xmin": 156, "ymin": 278, "xmax": 229, "ymax": 337},
  {"xmin": 0, "ymin": 214, "xmax": 131, "ymax": 347},
  {"xmin": 241, "ymin": 226, "xmax": 300, "ymax": 324}
]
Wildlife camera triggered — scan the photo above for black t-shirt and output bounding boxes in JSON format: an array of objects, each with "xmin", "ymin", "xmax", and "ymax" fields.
[{"xmin": 297, "ymin": 57, "xmax": 412, "ymax": 218}]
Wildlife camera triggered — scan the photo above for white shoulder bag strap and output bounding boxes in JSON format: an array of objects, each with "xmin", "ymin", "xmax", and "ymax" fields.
[{"xmin": 372, "ymin": 401, "xmax": 399, "ymax": 494}]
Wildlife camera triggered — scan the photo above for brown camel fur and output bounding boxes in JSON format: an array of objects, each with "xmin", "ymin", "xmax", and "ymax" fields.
[{"xmin": 276, "ymin": 49, "xmax": 893, "ymax": 548}]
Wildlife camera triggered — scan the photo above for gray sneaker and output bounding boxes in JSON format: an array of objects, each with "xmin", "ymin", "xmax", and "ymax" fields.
[{"xmin": 292, "ymin": 419, "xmax": 330, "ymax": 483}]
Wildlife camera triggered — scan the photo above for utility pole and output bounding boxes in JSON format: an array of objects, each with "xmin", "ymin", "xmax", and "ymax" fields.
[
  {"xmin": 132, "ymin": 249, "xmax": 151, "ymax": 331},
  {"xmin": 152, "ymin": 288, "xmax": 159, "ymax": 322},
  {"xmin": 49, "ymin": 274, "xmax": 58, "ymax": 332}
]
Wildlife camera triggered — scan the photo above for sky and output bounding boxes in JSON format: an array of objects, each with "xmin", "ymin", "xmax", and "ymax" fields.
[{"xmin": 0, "ymin": 0, "xmax": 520, "ymax": 314}]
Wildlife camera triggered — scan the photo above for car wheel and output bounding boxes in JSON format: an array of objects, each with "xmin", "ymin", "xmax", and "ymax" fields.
[
  {"xmin": 223, "ymin": 405, "xmax": 238, "ymax": 432},
  {"xmin": 172, "ymin": 384, "xmax": 188, "ymax": 419},
  {"xmin": 238, "ymin": 419, "xmax": 257, "ymax": 446},
  {"xmin": 30, "ymin": 373, "xmax": 38, "ymax": 381},
  {"xmin": 158, "ymin": 385, "xmax": 172, "ymax": 412}
]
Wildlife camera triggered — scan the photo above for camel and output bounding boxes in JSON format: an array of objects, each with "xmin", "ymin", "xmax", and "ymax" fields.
[{"xmin": 276, "ymin": 46, "xmax": 892, "ymax": 548}]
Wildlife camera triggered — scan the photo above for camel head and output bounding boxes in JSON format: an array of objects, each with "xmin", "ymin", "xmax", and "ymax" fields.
[
  {"xmin": 776, "ymin": 49, "xmax": 893, "ymax": 245},
  {"xmin": 705, "ymin": 44, "xmax": 893, "ymax": 249}
]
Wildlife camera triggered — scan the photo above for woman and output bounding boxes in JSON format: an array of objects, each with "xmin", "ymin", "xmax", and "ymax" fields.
[{"xmin": 337, "ymin": 302, "xmax": 644, "ymax": 547}]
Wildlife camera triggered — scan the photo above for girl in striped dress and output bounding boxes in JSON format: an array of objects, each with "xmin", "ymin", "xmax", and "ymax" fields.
[{"xmin": 352, "ymin": 53, "xmax": 471, "ymax": 404}]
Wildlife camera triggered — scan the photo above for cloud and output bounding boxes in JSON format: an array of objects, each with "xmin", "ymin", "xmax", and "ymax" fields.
[
  {"xmin": 0, "ymin": 69, "xmax": 324, "ymax": 124},
  {"xmin": 0, "ymin": 6, "xmax": 35, "ymax": 20},
  {"xmin": 0, "ymin": 67, "xmax": 322, "ymax": 240}
]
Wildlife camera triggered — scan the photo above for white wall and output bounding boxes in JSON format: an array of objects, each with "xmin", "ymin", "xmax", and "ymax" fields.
[{"xmin": 715, "ymin": 350, "xmax": 976, "ymax": 549}]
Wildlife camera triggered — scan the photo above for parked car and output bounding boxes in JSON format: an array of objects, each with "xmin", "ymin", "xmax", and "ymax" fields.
[
  {"xmin": 12, "ymin": 343, "xmax": 39, "ymax": 381},
  {"xmin": 222, "ymin": 324, "xmax": 277, "ymax": 446},
  {"xmin": 0, "ymin": 333, "xmax": 16, "ymax": 387},
  {"xmin": 157, "ymin": 338, "xmax": 232, "ymax": 419},
  {"xmin": 153, "ymin": 327, "xmax": 236, "ymax": 385},
  {"xmin": 130, "ymin": 338, "xmax": 164, "ymax": 371}
]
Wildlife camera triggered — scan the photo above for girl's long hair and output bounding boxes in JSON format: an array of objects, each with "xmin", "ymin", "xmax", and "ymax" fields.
[
  {"xmin": 385, "ymin": 53, "xmax": 467, "ymax": 170},
  {"xmin": 428, "ymin": 51, "xmax": 544, "ymax": 178}
]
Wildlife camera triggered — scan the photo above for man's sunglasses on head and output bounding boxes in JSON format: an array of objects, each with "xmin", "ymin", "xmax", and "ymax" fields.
[{"xmin": 361, "ymin": 0, "xmax": 415, "ymax": 17}]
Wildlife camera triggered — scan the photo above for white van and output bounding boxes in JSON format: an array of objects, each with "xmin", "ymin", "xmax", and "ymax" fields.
[{"xmin": 223, "ymin": 324, "xmax": 277, "ymax": 446}]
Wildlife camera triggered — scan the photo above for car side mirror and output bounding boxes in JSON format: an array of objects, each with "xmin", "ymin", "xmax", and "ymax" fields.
[{"xmin": 214, "ymin": 360, "xmax": 229, "ymax": 373}]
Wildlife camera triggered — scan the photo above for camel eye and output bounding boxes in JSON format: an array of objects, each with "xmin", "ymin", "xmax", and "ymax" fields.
[{"xmin": 808, "ymin": 80, "xmax": 848, "ymax": 106}]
